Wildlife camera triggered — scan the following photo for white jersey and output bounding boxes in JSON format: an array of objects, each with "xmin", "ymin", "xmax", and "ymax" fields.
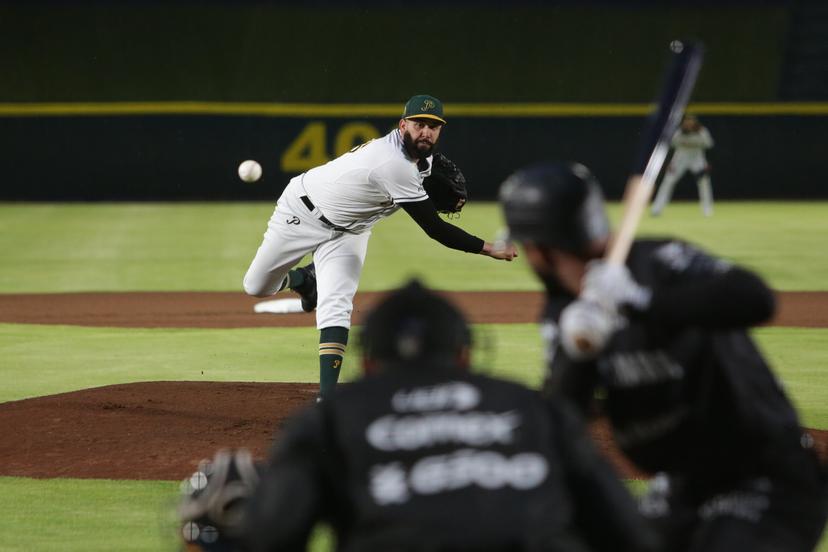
[
  {"xmin": 670, "ymin": 127, "xmax": 713, "ymax": 169},
  {"xmin": 297, "ymin": 130, "xmax": 432, "ymax": 232},
  {"xmin": 653, "ymin": 126, "xmax": 715, "ymax": 216}
]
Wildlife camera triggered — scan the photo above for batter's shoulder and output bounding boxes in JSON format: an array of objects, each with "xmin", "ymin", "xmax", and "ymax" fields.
[
  {"xmin": 631, "ymin": 238, "xmax": 736, "ymax": 286},
  {"xmin": 628, "ymin": 238, "xmax": 693, "ymax": 281},
  {"xmin": 629, "ymin": 238, "xmax": 675, "ymax": 265}
]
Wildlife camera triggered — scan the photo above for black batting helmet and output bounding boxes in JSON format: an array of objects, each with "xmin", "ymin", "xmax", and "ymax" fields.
[
  {"xmin": 498, "ymin": 162, "xmax": 610, "ymax": 256},
  {"xmin": 360, "ymin": 280, "xmax": 471, "ymax": 370}
]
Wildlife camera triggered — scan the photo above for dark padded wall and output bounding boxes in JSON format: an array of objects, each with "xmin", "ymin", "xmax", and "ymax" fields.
[
  {"xmin": 3, "ymin": 2, "xmax": 824, "ymax": 200},
  {"xmin": 2, "ymin": 114, "xmax": 824, "ymax": 200}
]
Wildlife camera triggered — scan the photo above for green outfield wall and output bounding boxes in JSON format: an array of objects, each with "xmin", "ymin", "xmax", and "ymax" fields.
[
  {"xmin": 2, "ymin": 4, "xmax": 819, "ymax": 201},
  {"xmin": 0, "ymin": 5, "xmax": 787, "ymax": 103},
  {"xmin": 1, "ymin": 103, "xmax": 825, "ymax": 200}
]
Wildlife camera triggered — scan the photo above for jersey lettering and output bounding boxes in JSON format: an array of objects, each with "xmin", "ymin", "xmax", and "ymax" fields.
[
  {"xmin": 411, "ymin": 450, "xmax": 548, "ymax": 493},
  {"xmin": 366, "ymin": 410, "xmax": 521, "ymax": 451},
  {"xmin": 391, "ymin": 382, "xmax": 480, "ymax": 413},
  {"xmin": 369, "ymin": 449, "xmax": 549, "ymax": 505},
  {"xmin": 602, "ymin": 351, "xmax": 684, "ymax": 387}
]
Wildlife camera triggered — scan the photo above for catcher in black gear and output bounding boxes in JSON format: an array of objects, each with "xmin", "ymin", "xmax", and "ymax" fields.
[
  {"xmin": 499, "ymin": 162, "xmax": 828, "ymax": 552},
  {"xmin": 243, "ymin": 280, "xmax": 659, "ymax": 552}
]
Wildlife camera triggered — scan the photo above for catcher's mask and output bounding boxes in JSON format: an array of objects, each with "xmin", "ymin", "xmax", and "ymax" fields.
[
  {"xmin": 178, "ymin": 448, "xmax": 262, "ymax": 552},
  {"xmin": 360, "ymin": 280, "xmax": 471, "ymax": 373},
  {"xmin": 498, "ymin": 162, "xmax": 610, "ymax": 257}
]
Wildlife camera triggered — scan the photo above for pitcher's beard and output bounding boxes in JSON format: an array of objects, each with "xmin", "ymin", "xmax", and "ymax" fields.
[{"xmin": 403, "ymin": 131, "xmax": 436, "ymax": 159}]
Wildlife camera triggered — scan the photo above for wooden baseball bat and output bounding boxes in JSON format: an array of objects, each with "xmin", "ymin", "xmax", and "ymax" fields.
[
  {"xmin": 572, "ymin": 42, "xmax": 704, "ymax": 353},
  {"xmin": 607, "ymin": 42, "xmax": 704, "ymax": 265}
]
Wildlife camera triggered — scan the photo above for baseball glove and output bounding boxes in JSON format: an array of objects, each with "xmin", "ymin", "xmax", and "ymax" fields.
[
  {"xmin": 178, "ymin": 448, "xmax": 262, "ymax": 551},
  {"xmin": 423, "ymin": 153, "xmax": 468, "ymax": 215}
]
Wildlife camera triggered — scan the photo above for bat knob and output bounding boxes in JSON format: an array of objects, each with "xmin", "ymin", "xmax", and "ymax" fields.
[
  {"xmin": 560, "ymin": 300, "xmax": 616, "ymax": 361},
  {"xmin": 574, "ymin": 335, "xmax": 596, "ymax": 352}
]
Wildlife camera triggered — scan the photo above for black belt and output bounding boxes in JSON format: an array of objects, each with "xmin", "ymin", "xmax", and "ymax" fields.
[{"xmin": 300, "ymin": 195, "xmax": 349, "ymax": 232}]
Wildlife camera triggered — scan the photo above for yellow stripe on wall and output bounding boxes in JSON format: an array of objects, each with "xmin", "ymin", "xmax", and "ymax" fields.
[{"xmin": 1, "ymin": 102, "xmax": 827, "ymax": 118}]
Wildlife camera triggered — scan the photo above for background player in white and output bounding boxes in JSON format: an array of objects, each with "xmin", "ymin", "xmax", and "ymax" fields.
[
  {"xmin": 651, "ymin": 114, "xmax": 715, "ymax": 216},
  {"xmin": 243, "ymin": 94, "xmax": 518, "ymax": 400}
]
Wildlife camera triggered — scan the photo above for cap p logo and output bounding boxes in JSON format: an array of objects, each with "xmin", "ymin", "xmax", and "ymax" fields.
[{"xmin": 403, "ymin": 94, "xmax": 446, "ymax": 124}]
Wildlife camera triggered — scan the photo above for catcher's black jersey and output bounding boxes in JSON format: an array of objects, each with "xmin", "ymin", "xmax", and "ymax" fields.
[
  {"xmin": 245, "ymin": 369, "xmax": 655, "ymax": 552},
  {"xmin": 544, "ymin": 239, "xmax": 813, "ymax": 482}
]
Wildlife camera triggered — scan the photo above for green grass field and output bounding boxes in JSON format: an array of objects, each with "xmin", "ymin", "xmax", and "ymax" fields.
[
  {"xmin": 1, "ymin": 201, "xmax": 826, "ymax": 550},
  {"xmin": 1, "ymin": 201, "xmax": 827, "ymax": 293}
]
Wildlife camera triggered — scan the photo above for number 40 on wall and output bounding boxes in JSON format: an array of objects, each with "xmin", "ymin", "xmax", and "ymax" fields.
[{"xmin": 280, "ymin": 122, "xmax": 383, "ymax": 173}]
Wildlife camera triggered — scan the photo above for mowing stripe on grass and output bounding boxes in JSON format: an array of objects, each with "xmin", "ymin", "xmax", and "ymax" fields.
[
  {"xmin": 1, "ymin": 202, "xmax": 827, "ymax": 292},
  {"xmin": 2, "ymin": 323, "xmax": 825, "ymax": 429}
]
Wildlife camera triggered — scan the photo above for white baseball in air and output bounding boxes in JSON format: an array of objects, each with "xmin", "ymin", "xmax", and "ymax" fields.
[
  {"xmin": 238, "ymin": 160, "xmax": 262, "ymax": 183},
  {"xmin": 670, "ymin": 40, "xmax": 684, "ymax": 53}
]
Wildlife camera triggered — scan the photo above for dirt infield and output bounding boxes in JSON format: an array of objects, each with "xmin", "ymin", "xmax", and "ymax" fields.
[
  {"xmin": 0, "ymin": 381, "xmax": 824, "ymax": 481},
  {"xmin": 0, "ymin": 290, "xmax": 826, "ymax": 481},
  {"xmin": 1, "ymin": 290, "xmax": 827, "ymax": 328}
]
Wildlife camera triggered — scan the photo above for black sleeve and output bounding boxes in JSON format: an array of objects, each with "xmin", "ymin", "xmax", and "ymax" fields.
[
  {"xmin": 550, "ymin": 400, "xmax": 661, "ymax": 552},
  {"xmin": 636, "ymin": 266, "xmax": 776, "ymax": 329},
  {"xmin": 244, "ymin": 405, "xmax": 329, "ymax": 552},
  {"xmin": 401, "ymin": 199, "xmax": 484, "ymax": 253},
  {"xmin": 544, "ymin": 351, "xmax": 599, "ymax": 415}
]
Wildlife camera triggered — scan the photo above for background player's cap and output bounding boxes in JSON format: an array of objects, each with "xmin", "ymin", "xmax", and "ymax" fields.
[
  {"xmin": 403, "ymin": 94, "xmax": 447, "ymax": 125},
  {"xmin": 360, "ymin": 279, "xmax": 470, "ymax": 369}
]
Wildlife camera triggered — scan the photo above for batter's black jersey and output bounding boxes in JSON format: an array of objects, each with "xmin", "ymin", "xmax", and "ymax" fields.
[
  {"xmin": 544, "ymin": 239, "xmax": 815, "ymax": 484},
  {"xmin": 245, "ymin": 369, "xmax": 656, "ymax": 552}
]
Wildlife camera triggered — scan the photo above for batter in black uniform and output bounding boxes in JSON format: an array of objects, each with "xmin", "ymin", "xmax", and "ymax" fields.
[
  {"xmin": 244, "ymin": 280, "xmax": 657, "ymax": 552},
  {"xmin": 499, "ymin": 162, "xmax": 828, "ymax": 552}
]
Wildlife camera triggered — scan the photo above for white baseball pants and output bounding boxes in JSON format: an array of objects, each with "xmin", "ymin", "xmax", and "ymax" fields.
[
  {"xmin": 652, "ymin": 155, "xmax": 713, "ymax": 216},
  {"xmin": 243, "ymin": 179, "xmax": 371, "ymax": 329}
]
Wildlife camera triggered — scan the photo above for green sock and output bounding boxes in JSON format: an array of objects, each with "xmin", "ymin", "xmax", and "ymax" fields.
[
  {"xmin": 319, "ymin": 326, "xmax": 349, "ymax": 400},
  {"xmin": 280, "ymin": 269, "xmax": 305, "ymax": 291}
]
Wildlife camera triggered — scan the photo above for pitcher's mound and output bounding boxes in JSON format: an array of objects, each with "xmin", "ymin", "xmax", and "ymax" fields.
[
  {"xmin": 1, "ymin": 381, "xmax": 824, "ymax": 481},
  {"xmin": 0, "ymin": 381, "xmax": 316, "ymax": 480}
]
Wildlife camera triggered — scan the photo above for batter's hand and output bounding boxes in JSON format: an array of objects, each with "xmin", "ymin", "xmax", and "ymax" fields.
[
  {"xmin": 559, "ymin": 299, "xmax": 619, "ymax": 360},
  {"xmin": 483, "ymin": 240, "xmax": 518, "ymax": 261},
  {"xmin": 581, "ymin": 260, "xmax": 651, "ymax": 312}
]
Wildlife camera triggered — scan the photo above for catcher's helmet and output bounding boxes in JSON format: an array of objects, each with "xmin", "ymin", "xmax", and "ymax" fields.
[
  {"xmin": 498, "ymin": 162, "xmax": 610, "ymax": 256},
  {"xmin": 360, "ymin": 280, "xmax": 471, "ymax": 369}
]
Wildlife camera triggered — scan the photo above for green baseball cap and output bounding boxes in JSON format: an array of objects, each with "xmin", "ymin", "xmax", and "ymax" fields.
[{"xmin": 402, "ymin": 94, "xmax": 446, "ymax": 125}]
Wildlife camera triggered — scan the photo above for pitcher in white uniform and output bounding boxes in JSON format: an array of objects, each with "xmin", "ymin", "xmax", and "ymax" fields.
[
  {"xmin": 243, "ymin": 95, "xmax": 518, "ymax": 400},
  {"xmin": 651, "ymin": 114, "xmax": 715, "ymax": 217}
]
